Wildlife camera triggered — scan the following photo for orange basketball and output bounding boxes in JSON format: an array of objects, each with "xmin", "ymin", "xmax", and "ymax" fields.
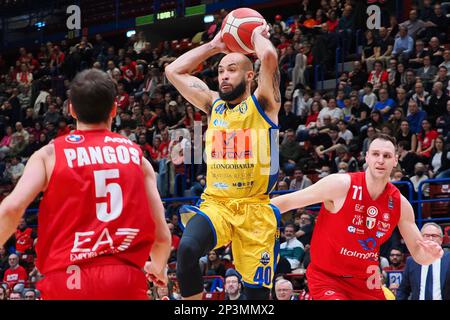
[{"xmin": 220, "ymin": 8, "xmax": 265, "ymax": 54}]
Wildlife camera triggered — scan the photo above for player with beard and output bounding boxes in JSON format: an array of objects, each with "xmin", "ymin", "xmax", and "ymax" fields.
[{"xmin": 165, "ymin": 21, "xmax": 281, "ymax": 300}]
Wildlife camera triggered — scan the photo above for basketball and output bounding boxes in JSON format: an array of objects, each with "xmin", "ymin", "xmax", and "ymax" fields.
[{"xmin": 220, "ymin": 8, "xmax": 265, "ymax": 54}]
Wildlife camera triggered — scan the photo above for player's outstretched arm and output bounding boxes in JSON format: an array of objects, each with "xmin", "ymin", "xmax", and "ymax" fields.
[
  {"xmin": 270, "ymin": 174, "xmax": 350, "ymax": 214},
  {"xmin": 142, "ymin": 157, "xmax": 171, "ymax": 285},
  {"xmin": 398, "ymin": 195, "xmax": 443, "ymax": 265},
  {"xmin": 252, "ymin": 22, "xmax": 281, "ymax": 117},
  {"xmin": 0, "ymin": 147, "xmax": 48, "ymax": 246},
  {"xmin": 165, "ymin": 33, "xmax": 227, "ymax": 114}
]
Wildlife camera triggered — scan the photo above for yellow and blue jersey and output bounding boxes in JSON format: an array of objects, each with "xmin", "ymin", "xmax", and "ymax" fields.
[{"xmin": 204, "ymin": 94, "xmax": 279, "ymax": 199}]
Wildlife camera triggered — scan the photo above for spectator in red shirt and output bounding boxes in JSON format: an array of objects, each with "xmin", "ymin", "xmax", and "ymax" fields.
[
  {"xmin": 368, "ymin": 60, "xmax": 389, "ymax": 91},
  {"xmin": 116, "ymin": 83, "xmax": 129, "ymax": 111},
  {"xmin": 121, "ymin": 55, "xmax": 137, "ymax": 83},
  {"xmin": 2, "ymin": 254, "xmax": 27, "ymax": 291},
  {"xmin": 56, "ymin": 119, "xmax": 71, "ymax": 137},
  {"xmin": 16, "ymin": 63, "xmax": 33, "ymax": 86},
  {"xmin": 181, "ymin": 104, "xmax": 201, "ymax": 130},
  {"xmin": 14, "ymin": 218, "xmax": 34, "ymax": 255},
  {"xmin": 383, "ymin": 248, "xmax": 405, "ymax": 271},
  {"xmin": 137, "ymin": 133, "xmax": 152, "ymax": 156},
  {"xmin": 326, "ymin": 10, "xmax": 339, "ymax": 32},
  {"xmin": 416, "ymin": 118, "xmax": 439, "ymax": 160},
  {"xmin": 49, "ymin": 46, "xmax": 65, "ymax": 73}
]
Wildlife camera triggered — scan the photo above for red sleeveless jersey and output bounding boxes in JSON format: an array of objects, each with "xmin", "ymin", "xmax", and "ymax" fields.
[
  {"xmin": 36, "ymin": 129, "xmax": 155, "ymax": 275},
  {"xmin": 309, "ymin": 171, "xmax": 401, "ymax": 279}
]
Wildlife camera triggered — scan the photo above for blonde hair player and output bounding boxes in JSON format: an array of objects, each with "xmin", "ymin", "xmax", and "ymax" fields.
[
  {"xmin": 271, "ymin": 133, "xmax": 443, "ymax": 300},
  {"xmin": 165, "ymin": 20, "xmax": 281, "ymax": 300}
]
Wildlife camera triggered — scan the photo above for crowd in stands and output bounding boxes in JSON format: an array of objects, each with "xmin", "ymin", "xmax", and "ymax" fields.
[{"xmin": 0, "ymin": 0, "xmax": 449, "ymax": 300}]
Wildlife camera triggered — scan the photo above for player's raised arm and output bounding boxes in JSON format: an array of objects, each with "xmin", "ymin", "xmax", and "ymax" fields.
[
  {"xmin": 271, "ymin": 173, "xmax": 351, "ymax": 213},
  {"xmin": 165, "ymin": 33, "xmax": 227, "ymax": 114},
  {"xmin": 141, "ymin": 157, "xmax": 171, "ymax": 285},
  {"xmin": 252, "ymin": 22, "xmax": 281, "ymax": 118},
  {"xmin": 398, "ymin": 195, "xmax": 443, "ymax": 265},
  {"xmin": 0, "ymin": 147, "xmax": 49, "ymax": 246}
]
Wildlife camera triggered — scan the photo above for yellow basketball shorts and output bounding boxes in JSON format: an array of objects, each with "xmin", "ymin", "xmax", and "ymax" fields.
[{"xmin": 179, "ymin": 194, "xmax": 281, "ymax": 289}]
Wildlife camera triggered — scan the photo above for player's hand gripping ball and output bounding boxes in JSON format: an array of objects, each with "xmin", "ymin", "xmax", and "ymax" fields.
[{"xmin": 220, "ymin": 7, "xmax": 267, "ymax": 54}]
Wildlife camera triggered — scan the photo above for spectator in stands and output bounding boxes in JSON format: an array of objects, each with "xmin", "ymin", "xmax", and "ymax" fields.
[
  {"xmin": 368, "ymin": 110, "xmax": 385, "ymax": 132},
  {"xmin": 280, "ymin": 129, "xmax": 302, "ymax": 174},
  {"xmin": 9, "ymin": 292, "xmax": 21, "ymax": 300},
  {"xmin": 417, "ymin": 55, "xmax": 437, "ymax": 91},
  {"xmin": 368, "ymin": 60, "xmax": 388, "ymax": 92},
  {"xmin": 362, "ymin": 82, "xmax": 377, "ymax": 109},
  {"xmin": 407, "ymin": 100, "xmax": 427, "ymax": 134},
  {"xmin": 23, "ymin": 289, "xmax": 36, "ymax": 300},
  {"xmin": 2, "ymin": 253, "xmax": 27, "ymax": 292},
  {"xmin": 427, "ymin": 81, "xmax": 448, "ymax": 125},
  {"xmin": 410, "ymin": 162, "xmax": 429, "ymax": 196},
  {"xmin": 280, "ymin": 224, "xmax": 305, "ymax": 272},
  {"xmin": 167, "ymin": 222, "xmax": 180, "ymax": 263},
  {"xmin": 388, "ymin": 108, "xmax": 404, "ymax": 134},
  {"xmin": 403, "ymin": 68, "xmax": 418, "ymax": 95},
  {"xmin": 428, "ymin": 136, "xmax": 446, "ymax": 178},
  {"xmin": 348, "ymin": 61, "xmax": 368, "ymax": 92},
  {"xmin": 439, "ymin": 50, "xmax": 450, "ymax": 75},
  {"xmin": 396, "ymin": 120, "xmax": 417, "ymax": 153},
  {"xmin": 14, "ymin": 218, "xmax": 34, "ymax": 256},
  {"xmin": 399, "ymin": 10, "xmax": 430, "ymax": 39},
  {"xmin": 16, "ymin": 63, "xmax": 32, "ymax": 86},
  {"xmin": 374, "ymin": 88, "xmax": 395, "ymax": 120},
  {"xmin": 337, "ymin": 5, "xmax": 354, "ymax": 56},
  {"xmin": 428, "ymin": 37, "xmax": 445, "ymax": 67},
  {"xmin": 416, "ymin": 118, "xmax": 439, "ymax": 162},
  {"xmin": 395, "ymin": 87, "xmax": 408, "ymax": 115},
  {"xmin": 383, "ymin": 248, "xmax": 405, "ymax": 272},
  {"xmin": 0, "ymin": 126, "xmax": 14, "ymax": 160},
  {"xmin": 0, "ymin": 285, "xmax": 6, "ymax": 300},
  {"xmin": 189, "ymin": 174, "xmax": 206, "ymax": 197},
  {"xmin": 397, "ymin": 223, "xmax": 450, "ymax": 300},
  {"xmin": 279, "ymin": 100, "xmax": 298, "ymax": 134},
  {"xmin": 289, "ymin": 167, "xmax": 312, "ymax": 191},
  {"xmin": 361, "ymin": 30, "xmax": 379, "ymax": 71},
  {"xmin": 392, "ymin": 26, "xmax": 414, "ymax": 64},
  {"xmin": 376, "ymin": 27, "xmax": 394, "ymax": 68},
  {"xmin": 334, "ymin": 145, "xmax": 358, "ymax": 173},
  {"xmin": 274, "ymin": 278, "xmax": 296, "ymax": 300},
  {"xmin": 397, "ymin": 141, "xmax": 418, "ymax": 177},
  {"xmin": 408, "ymin": 39, "xmax": 427, "ymax": 70},
  {"xmin": 204, "ymin": 250, "xmax": 226, "ymax": 279},
  {"xmin": 294, "ymin": 209, "xmax": 314, "ymax": 246},
  {"xmin": 3, "ymin": 156, "xmax": 25, "ymax": 185},
  {"xmin": 317, "ymin": 98, "xmax": 343, "ymax": 126},
  {"xmin": 224, "ymin": 268, "xmax": 246, "ymax": 300}
]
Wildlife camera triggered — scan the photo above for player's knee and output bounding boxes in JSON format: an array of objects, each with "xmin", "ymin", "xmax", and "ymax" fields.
[{"xmin": 177, "ymin": 236, "xmax": 202, "ymax": 267}]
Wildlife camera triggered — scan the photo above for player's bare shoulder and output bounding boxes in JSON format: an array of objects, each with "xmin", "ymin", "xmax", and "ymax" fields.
[{"xmin": 35, "ymin": 141, "xmax": 56, "ymax": 189}]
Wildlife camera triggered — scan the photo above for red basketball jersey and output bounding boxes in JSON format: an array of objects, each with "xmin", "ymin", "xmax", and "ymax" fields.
[
  {"xmin": 36, "ymin": 129, "xmax": 155, "ymax": 275},
  {"xmin": 309, "ymin": 171, "xmax": 401, "ymax": 279}
]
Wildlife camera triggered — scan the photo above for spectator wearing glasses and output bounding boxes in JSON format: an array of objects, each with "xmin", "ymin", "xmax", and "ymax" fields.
[
  {"xmin": 383, "ymin": 248, "xmax": 405, "ymax": 272},
  {"xmin": 23, "ymin": 289, "xmax": 36, "ymax": 300},
  {"xmin": 274, "ymin": 278, "xmax": 297, "ymax": 300},
  {"xmin": 397, "ymin": 223, "xmax": 450, "ymax": 300},
  {"xmin": 224, "ymin": 268, "xmax": 247, "ymax": 300},
  {"xmin": 294, "ymin": 209, "xmax": 314, "ymax": 246}
]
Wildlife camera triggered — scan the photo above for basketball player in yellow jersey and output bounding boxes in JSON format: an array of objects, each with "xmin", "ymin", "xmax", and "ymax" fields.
[{"xmin": 165, "ymin": 22, "xmax": 281, "ymax": 300}]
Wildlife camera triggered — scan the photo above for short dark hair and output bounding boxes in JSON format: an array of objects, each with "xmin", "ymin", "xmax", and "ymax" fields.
[
  {"xmin": 368, "ymin": 133, "xmax": 397, "ymax": 150},
  {"xmin": 69, "ymin": 69, "xmax": 117, "ymax": 124}
]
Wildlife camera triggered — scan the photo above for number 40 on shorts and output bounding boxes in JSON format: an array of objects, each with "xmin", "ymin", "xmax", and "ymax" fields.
[{"xmin": 253, "ymin": 266, "xmax": 272, "ymax": 286}]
